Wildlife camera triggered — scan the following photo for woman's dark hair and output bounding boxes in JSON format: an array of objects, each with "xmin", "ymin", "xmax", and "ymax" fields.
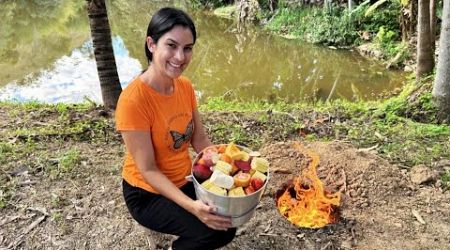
[{"xmin": 144, "ymin": 7, "xmax": 197, "ymax": 64}]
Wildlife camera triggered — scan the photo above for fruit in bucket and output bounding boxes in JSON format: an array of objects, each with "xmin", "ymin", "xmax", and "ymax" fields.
[
  {"xmin": 234, "ymin": 160, "xmax": 251, "ymax": 172},
  {"xmin": 194, "ymin": 143, "xmax": 269, "ymax": 197},
  {"xmin": 233, "ymin": 172, "xmax": 251, "ymax": 187},
  {"xmin": 202, "ymin": 148, "xmax": 220, "ymax": 167},
  {"xmin": 193, "ymin": 164, "xmax": 212, "ymax": 181},
  {"xmin": 250, "ymin": 177, "xmax": 264, "ymax": 191},
  {"xmin": 244, "ymin": 185, "xmax": 256, "ymax": 195}
]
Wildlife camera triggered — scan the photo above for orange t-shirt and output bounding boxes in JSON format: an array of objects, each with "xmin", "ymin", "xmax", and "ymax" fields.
[{"xmin": 115, "ymin": 75, "xmax": 197, "ymax": 194}]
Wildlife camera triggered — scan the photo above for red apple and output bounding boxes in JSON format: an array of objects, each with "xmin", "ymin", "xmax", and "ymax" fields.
[
  {"xmin": 234, "ymin": 160, "xmax": 251, "ymax": 172},
  {"xmin": 193, "ymin": 164, "xmax": 212, "ymax": 181},
  {"xmin": 250, "ymin": 177, "xmax": 264, "ymax": 191}
]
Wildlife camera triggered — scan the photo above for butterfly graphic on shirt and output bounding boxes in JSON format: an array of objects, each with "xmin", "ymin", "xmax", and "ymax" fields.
[{"xmin": 169, "ymin": 119, "xmax": 194, "ymax": 150}]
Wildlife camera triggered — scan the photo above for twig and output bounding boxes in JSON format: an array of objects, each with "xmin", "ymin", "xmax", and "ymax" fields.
[
  {"xmin": 357, "ymin": 144, "xmax": 379, "ymax": 152},
  {"xmin": 0, "ymin": 168, "xmax": 13, "ymax": 181},
  {"xmin": 19, "ymin": 180, "xmax": 37, "ymax": 186},
  {"xmin": 320, "ymin": 241, "xmax": 332, "ymax": 250},
  {"xmin": 23, "ymin": 215, "xmax": 46, "ymax": 235},
  {"xmin": 258, "ymin": 233, "xmax": 278, "ymax": 237},
  {"xmin": 263, "ymin": 219, "xmax": 272, "ymax": 233},
  {"xmin": 8, "ymin": 215, "xmax": 47, "ymax": 248},
  {"xmin": 0, "ymin": 215, "xmax": 19, "ymax": 227},
  {"xmin": 412, "ymin": 209, "xmax": 426, "ymax": 224}
]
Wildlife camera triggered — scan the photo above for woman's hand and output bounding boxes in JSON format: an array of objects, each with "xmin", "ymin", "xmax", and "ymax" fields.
[{"xmin": 191, "ymin": 200, "xmax": 233, "ymax": 231}]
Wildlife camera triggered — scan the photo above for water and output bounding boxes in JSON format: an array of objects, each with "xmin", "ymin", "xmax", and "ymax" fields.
[{"xmin": 0, "ymin": 0, "xmax": 405, "ymax": 104}]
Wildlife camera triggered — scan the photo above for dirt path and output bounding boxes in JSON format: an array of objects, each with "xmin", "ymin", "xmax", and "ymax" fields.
[{"xmin": 1, "ymin": 137, "xmax": 449, "ymax": 249}]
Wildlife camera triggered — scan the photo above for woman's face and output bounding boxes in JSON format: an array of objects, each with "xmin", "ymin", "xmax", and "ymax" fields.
[{"xmin": 148, "ymin": 25, "xmax": 194, "ymax": 79}]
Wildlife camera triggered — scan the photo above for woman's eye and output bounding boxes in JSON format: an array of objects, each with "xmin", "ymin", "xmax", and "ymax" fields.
[
  {"xmin": 184, "ymin": 47, "xmax": 193, "ymax": 52},
  {"xmin": 167, "ymin": 44, "xmax": 176, "ymax": 48}
]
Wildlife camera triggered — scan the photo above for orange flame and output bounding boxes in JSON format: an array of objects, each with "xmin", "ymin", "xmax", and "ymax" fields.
[{"xmin": 276, "ymin": 142, "xmax": 341, "ymax": 228}]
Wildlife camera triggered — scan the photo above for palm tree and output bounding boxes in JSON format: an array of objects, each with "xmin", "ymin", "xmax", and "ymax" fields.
[
  {"xmin": 416, "ymin": 0, "xmax": 434, "ymax": 79},
  {"xmin": 86, "ymin": 0, "xmax": 122, "ymax": 109},
  {"xmin": 432, "ymin": 0, "xmax": 450, "ymax": 121}
]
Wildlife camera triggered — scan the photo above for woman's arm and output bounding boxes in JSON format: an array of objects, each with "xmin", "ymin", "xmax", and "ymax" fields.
[
  {"xmin": 190, "ymin": 109, "xmax": 213, "ymax": 153},
  {"xmin": 121, "ymin": 131, "xmax": 231, "ymax": 230}
]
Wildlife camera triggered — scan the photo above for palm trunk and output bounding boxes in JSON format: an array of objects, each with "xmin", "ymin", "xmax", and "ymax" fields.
[
  {"xmin": 432, "ymin": 0, "xmax": 450, "ymax": 121},
  {"xmin": 86, "ymin": 0, "xmax": 122, "ymax": 109},
  {"xmin": 416, "ymin": 0, "xmax": 434, "ymax": 79}
]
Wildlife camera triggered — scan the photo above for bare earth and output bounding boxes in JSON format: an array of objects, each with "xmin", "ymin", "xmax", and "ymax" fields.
[{"xmin": 2, "ymin": 137, "xmax": 449, "ymax": 250}]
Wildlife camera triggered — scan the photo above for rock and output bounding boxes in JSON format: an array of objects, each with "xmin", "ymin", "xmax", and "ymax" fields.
[
  {"xmin": 410, "ymin": 165, "xmax": 436, "ymax": 185},
  {"xmin": 404, "ymin": 65, "xmax": 414, "ymax": 72}
]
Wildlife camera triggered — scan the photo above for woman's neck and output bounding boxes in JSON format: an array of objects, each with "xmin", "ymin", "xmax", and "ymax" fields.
[{"xmin": 140, "ymin": 67, "xmax": 174, "ymax": 95}]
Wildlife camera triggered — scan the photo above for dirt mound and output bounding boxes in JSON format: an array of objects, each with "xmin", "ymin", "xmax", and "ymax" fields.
[
  {"xmin": 1, "ymin": 141, "xmax": 449, "ymax": 249},
  {"xmin": 224, "ymin": 141, "xmax": 450, "ymax": 250}
]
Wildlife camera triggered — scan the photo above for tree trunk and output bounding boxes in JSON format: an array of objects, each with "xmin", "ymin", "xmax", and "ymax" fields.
[
  {"xmin": 86, "ymin": 0, "xmax": 122, "ymax": 110},
  {"xmin": 409, "ymin": 0, "xmax": 418, "ymax": 41},
  {"xmin": 416, "ymin": 0, "xmax": 434, "ymax": 79},
  {"xmin": 429, "ymin": 0, "xmax": 436, "ymax": 54},
  {"xmin": 432, "ymin": 0, "xmax": 450, "ymax": 122}
]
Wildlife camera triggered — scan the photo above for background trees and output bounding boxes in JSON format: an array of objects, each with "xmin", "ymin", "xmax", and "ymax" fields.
[
  {"xmin": 416, "ymin": 0, "xmax": 434, "ymax": 79},
  {"xmin": 432, "ymin": 0, "xmax": 450, "ymax": 121}
]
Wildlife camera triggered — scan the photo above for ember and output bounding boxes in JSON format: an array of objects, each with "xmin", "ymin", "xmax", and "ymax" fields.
[{"xmin": 276, "ymin": 142, "xmax": 341, "ymax": 228}]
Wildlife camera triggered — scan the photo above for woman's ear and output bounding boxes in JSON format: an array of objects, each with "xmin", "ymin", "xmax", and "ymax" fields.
[{"xmin": 146, "ymin": 37, "xmax": 156, "ymax": 53}]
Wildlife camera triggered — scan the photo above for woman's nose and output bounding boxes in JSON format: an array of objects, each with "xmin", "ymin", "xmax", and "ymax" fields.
[{"xmin": 175, "ymin": 48, "xmax": 185, "ymax": 61}]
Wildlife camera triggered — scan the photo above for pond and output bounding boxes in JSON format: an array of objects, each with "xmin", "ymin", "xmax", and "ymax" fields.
[{"xmin": 0, "ymin": 0, "xmax": 406, "ymax": 104}]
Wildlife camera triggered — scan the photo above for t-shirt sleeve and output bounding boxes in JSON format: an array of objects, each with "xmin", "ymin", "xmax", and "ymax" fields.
[{"xmin": 115, "ymin": 96, "xmax": 152, "ymax": 131}]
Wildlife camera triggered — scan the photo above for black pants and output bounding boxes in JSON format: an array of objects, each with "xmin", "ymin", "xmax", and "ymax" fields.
[{"xmin": 122, "ymin": 180, "xmax": 236, "ymax": 250}]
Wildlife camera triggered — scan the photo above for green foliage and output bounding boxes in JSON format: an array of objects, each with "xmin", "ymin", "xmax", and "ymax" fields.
[
  {"xmin": 374, "ymin": 26, "xmax": 409, "ymax": 60},
  {"xmin": 200, "ymin": 96, "xmax": 300, "ymax": 112},
  {"xmin": 266, "ymin": 6, "xmax": 361, "ymax": 46},
  {"xmin": 59, "ymin": 149, "xmax": 81, "ymax": 172},
  {"xmin": 442, "ymin": 171, "xmax": 450, "ymax": 184},
  {"xmin": 191, "ymin": 0, "xmax": 229, "ymax": 10},
  {"xmin": 265, "ymin": 1, "xmax": 402, "ymax": 47},
  {"xmin": 48, "ymin": 148, "xmax": 82, "ymax": 179}
]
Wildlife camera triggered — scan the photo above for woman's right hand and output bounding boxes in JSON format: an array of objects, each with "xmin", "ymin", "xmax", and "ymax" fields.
[{"xmin": 191, "ymin": 200, "xmax": 233, "ymax": 231}]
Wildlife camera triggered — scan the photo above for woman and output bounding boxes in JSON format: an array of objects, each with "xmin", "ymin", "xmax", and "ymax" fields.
[{"xmin": 115, "ymin": 7, "xmax": 236, "ymax": 250}]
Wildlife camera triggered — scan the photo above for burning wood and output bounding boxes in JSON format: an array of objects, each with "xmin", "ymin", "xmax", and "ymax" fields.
[{"xmin": 276, "ymin": 142, "xmax": 341, "ymax": 228}]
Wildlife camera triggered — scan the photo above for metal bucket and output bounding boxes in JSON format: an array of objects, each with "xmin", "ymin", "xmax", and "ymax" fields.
[{"xmin": 187, "ymin": 145, "xmax": 269, "ymax": 227}]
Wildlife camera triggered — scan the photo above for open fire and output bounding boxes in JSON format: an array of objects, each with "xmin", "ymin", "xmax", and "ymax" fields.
[{"xmin": 276, "ymin": 142, "xmax": 341, "ymax": 228}]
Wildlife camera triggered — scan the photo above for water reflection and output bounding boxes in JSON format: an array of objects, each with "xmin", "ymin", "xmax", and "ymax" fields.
[
  {"xmin": 0, "ymin": 1, "xmax": 405, "ymax": 104},
  {"xmin": 0, "ymin": 37, "xmax": 141, "ymax": 103}
]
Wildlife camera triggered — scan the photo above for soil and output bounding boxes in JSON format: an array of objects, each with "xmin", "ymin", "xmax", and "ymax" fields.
[{"xmin": 1, "ymin": 109, "xmax": 449, "ymax": 250}]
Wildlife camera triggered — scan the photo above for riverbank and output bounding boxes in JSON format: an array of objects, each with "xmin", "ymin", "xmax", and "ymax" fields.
[
  {"xmin": 1, "ymin": 77, "xmax": 449, "ymax": 249},
  {"xmin": 213, "ymin": 2, "xmax": 414, "ymax": 69}
]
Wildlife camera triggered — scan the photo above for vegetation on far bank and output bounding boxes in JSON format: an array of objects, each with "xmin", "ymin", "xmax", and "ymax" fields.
[{"xmin": 210, "ymin": 0, "xmax": 443, "ymax": 68}]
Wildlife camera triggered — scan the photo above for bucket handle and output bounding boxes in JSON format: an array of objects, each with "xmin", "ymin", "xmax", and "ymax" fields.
[{"xmin": 185, "ymin": 175, "xmax": 194, "ymax": 182}]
